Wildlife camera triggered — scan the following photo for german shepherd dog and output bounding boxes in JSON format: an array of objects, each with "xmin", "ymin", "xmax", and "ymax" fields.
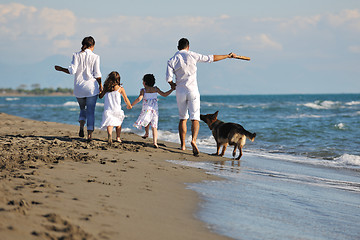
[{"xmin": 200, "ymin": 111, "xmax": 256, "ymax": 160}]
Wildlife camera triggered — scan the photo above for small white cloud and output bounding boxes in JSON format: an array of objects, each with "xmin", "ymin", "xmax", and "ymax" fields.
[
  {"xmin": 53, "ymin": 39, "xmax": 72, "ymax": 49},
  {"xmin": 254, "ymin": 15, "xmax": 321, "ymax": 33},
  {"xmin": 242, "ymin": 34, "xmax": 282, "ymax": 51},
  {"xmin": 259, "ymin": 34, "xmax": 282, "ymax": 50},
  {"xmin": 348, "ymin": 45, "xmax": 360, "ymax": 53},
  {"xmin": 37, "ymin": 7, "xmax": 76, "ymax": 39},
  {"xmin": 0, "ymin": 3, "xmax": 36, "ymax": 23},
  {"xmin": 0, "ymin": 3, "xmax": 76, "ymax": 40},
  {"xmin": 255, "ymin": 9, "xmax": 360, "ymax": 34},
  {"xmin": 326, "ymin": 9, "xmax": 360, "ymax": 28},
  {"xmin": 219, "ymin": 14, "xmax": 230, "ymax": 20},
  {"xmin": 280, "ymin": 15, "xmax": 321, "ymax": 31}
]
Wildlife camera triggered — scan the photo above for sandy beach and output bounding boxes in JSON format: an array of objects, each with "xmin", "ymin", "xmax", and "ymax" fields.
[{"xmin": 0, "ymin": 112, "xmax": 230, "ymax": 240}]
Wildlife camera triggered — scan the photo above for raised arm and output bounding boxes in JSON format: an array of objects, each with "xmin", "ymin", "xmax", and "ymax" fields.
[
  {"xmin": 213, "ymin": 53, "xmax": 232, "ymax": 62},
  {"xmin": 156, "ymin": 87, "xmax": 174, "ymax": 97},
  {"xmin": 54, "ymin": 65, "xmax": 70, "ymax": 74}
]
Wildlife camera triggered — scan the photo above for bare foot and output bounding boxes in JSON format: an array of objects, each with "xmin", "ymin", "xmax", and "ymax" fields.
[
  {"xmin": 153, "ymin": 144, "xmax": 159, "ymax": 148},
  {"xmin": 115, "ymin": 138, "xmax": 122, "ymax": 143},
  {"xmin": 87, "ymin": 131, "xmax": 93, "ymax": 141},
  {"xmin": 191, "ymin": 141, "xmax": 199, "ymax": 157},
  {"xmin": 107, "ymin": 135, "xmax": 112, "ymax": 145},
  {"xmin": 142, "ymin": 134, "xmax": 148, "ymax": 139}
]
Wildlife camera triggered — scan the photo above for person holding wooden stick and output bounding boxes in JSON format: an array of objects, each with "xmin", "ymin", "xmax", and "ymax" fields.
[{"xmin": 166, "ymin": 38, "xmax": 249, "ymax": 156}]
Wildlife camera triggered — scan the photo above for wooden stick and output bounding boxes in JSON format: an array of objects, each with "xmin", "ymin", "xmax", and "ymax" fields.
[{"xmin": 234, "ymin": 55, "xmax": 250, "ymax": 61}]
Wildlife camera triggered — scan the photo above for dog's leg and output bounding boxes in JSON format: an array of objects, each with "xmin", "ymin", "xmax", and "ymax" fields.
[
  {"xmin": 220, "ymin": 143, "xmax": 228, "ymax": 156},
  {"xmin": 213, "ymin": 142, "xmax": 221, "ymax": 156},
  {"xmin": 236, "ymin": 146, "xmax": 243, "ymax": 160},
  {"xmin": 232, "ymin": 145, "xmax": 238, "ymax": 158}
]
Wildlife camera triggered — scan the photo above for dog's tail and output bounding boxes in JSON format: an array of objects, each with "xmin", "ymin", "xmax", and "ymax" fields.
[{"xmin": 246, "ymin": 132, "xmax": 256, "ymax": 142}]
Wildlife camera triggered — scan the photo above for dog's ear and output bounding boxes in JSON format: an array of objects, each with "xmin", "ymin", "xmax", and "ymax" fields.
[{"xmin": 214, "ymin": 111, "xmax": 219, "ymax": 118}]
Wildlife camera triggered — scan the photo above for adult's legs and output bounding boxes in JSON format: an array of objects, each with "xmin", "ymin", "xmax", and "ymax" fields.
[
  {"xmin": 85, "ymin": 95, "xmax": 98, "ymax": 140},
  {"xmin": 188, "ymin": 91, "xmax": 200, "ymax": 156},
  {"xmin": 76, "ymin": 98, "xmax": 87, "ymax": 138},
  {"xmin": 179, "ymin": 119, "xmax": 187, "ymax": 150},
  {"xmin": 176, "ymin": 90, "xmax": 200, "ymax": 155},
  {"xmin": 176, "ymin": 92, "xmax": 189, "ymax": 151},
  {"xmin": 191, "ymin": 120, "xmax": 200, "ymax": 156}
]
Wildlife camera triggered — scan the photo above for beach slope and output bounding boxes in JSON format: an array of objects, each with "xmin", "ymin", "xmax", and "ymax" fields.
[{"xmin": 0, "ymin": 113, "xmax": 230, "ymax": 240}]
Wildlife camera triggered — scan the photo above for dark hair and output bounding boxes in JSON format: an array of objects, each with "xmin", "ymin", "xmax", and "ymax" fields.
[
  {"xmin": 177, "ymin": 38, "xmax": 189, "ymax": 50},
  {"xmin": 104, "ymin": 71, "xmax": 121, "ymax": 92},
  {"xmin": 143, "ymin": 74, "xmax": 155, "ymax": 87},
  {"xmin": 81, "ymin": 36, "xmax": 95, "ymax": 51}
]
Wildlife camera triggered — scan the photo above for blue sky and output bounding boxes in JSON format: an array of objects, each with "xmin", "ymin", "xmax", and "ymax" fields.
[{"xmin": 0, "ymin": 0, "xmax": 359, "ymax": 95}]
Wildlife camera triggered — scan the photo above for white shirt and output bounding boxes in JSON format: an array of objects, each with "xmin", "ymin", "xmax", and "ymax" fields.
[
  {"xmin": 166, "ymin": 50, "xmax": 214, "ymax": 94},
  {"xmin": 68, "ymin": 49, "xmax": 102, "ymax": 98}
]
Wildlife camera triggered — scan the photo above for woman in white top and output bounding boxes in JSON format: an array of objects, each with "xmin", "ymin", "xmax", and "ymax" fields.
[
  {"xmin": 132, "ymin": 74, "xmax": 174, "ymax": 148},
  {"xmin": 55, "ymin": 36, "xmax": 102, "ymax": 141}
]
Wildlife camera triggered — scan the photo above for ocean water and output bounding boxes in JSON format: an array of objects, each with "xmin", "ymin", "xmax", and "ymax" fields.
[
  {"xmin": 1, "ymin": 94, "xmax": 359, "ymax": 165},
  {"xmin": 1, "ymin": 94, "xmax": 360, "ymax": 239}
]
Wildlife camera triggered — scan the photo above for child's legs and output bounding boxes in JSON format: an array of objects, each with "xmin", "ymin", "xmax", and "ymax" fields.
[
  {"xmin": 107, "ymin": 126, "xmax": 113, "ymax": 143},
  {"xmin": 107, "ymin": 126, "xmax": 113, "ymax": 137},
  {"xmin": 115, "ymin": 125, "xmax": 122, "ymax": 141},
  {"xmin": 151, "ymin": 115, "xmax": 158, "ymax": 146},
  {"xmin": 152, "ymin": 127, "xmax": 158, "ymax": 146},
  {"xmin": 144, "ymin": 124, "xmax": 150, "ymax": 136}
]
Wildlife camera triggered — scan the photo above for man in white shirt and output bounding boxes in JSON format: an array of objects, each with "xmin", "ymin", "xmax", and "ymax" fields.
[{"xmin": 166, "ymin": 38, "xmax": 237, "ymax": 156}]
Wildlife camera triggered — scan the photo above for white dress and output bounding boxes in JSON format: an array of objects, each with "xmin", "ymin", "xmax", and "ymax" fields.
[
  {"xmin": 100, "ymin": 88, "xmax": 125, "ymax": 129},
  {"xmin": 134, "ymin": 88, "xmax": 159, "ymax": 129}
]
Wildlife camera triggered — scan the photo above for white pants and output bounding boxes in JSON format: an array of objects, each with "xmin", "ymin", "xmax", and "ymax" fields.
[{"xmin": 176, "ymin": 90, "xmax": 200, "ymax": 121}]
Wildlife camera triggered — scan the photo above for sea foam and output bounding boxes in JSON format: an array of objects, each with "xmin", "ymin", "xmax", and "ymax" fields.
[
  {"xmin": 335, "ymin": 154, "xmax": 360, "ymax": 167},
  {"xmin": 303, "ymin": 100, "xmax": 340, "ymax": 110}
]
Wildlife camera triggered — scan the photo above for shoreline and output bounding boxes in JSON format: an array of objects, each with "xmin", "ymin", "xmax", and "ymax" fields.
[{"xmin": 0, "ymin": 113, "xmax": 231, "ymax": 240}]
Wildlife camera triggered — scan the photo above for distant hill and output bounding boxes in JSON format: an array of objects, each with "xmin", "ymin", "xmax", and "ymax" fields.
[
  {"xmin": 0, "ymin": 87, "xmax": 73, "ymax": 96},
  {"xmin": 0, "ymin": 55, "xmax": 73, "ymax": 90},
  {"xmin": 0, "ymin": 55, "xmax": 165, "ymax": 96}
]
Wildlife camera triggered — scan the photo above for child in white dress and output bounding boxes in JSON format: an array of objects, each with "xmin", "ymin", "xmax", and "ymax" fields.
[
  {"xmin": 99, "ymin": 71, "xmax": 132, "ymax": 144},
  {"xmin": 132, "ymin": 74, "xmax": 174, "ymax": 148}
]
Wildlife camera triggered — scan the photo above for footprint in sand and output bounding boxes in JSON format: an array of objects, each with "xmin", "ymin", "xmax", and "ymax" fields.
[{"xmin": 33, "ymin": 213, "xmax": 94, "ymax": 239}]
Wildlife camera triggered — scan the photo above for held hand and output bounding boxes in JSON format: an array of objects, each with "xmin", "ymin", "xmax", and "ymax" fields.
[
  {"xmin": 169, "ymin": 81, "xmax": 176, "ymax": 90},
  {"xmin": 99, "ymin": 84, "xmax": 103, "ymax": 92},
  {"xmin": 127, "ymin": 105, "xmax": 132, "ymax": 109},
  {"xmin": 228, "ymin": 52, "xmax": 237, "ymax": 58},
  {"xmin": 229, "ymin": 53, "xmax": 251, "ymax": 61}
]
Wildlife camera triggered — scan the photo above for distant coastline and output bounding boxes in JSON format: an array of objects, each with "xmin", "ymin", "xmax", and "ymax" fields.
[{"xmin": 0, "ymin": 87, "xmax": 73, "ymax": 96}]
